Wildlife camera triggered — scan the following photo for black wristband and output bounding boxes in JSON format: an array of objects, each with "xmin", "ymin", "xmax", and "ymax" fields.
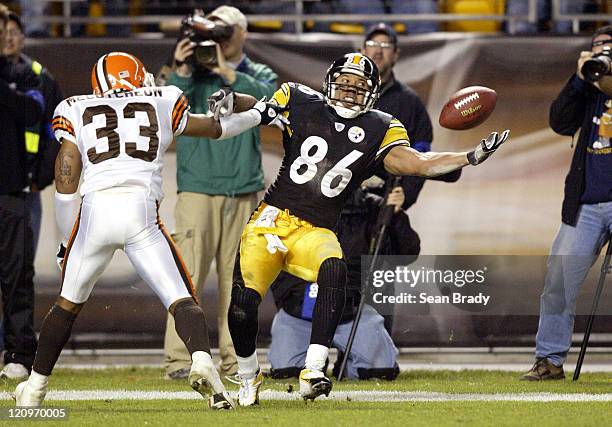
[{"xmin": 175, "ymin": 59, "xmax": 185, "ymax": 67}]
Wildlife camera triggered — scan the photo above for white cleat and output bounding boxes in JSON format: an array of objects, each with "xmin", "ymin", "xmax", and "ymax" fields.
[
  {"xmin": 1, "ymin": 363, "xmax": 29, "ymax": 380},
  {"xmin": 14, "ymin": 381, "xmax": 47, "ymax": 407},
  {"xmin": 189, "ymin": 357, "xmax": 235, "ymax": 410},
  {"xmin": 299, "ymin": 368, "xmax": 332, "ymax": 401},
  {"xmin": 235, "ymin": 369, "xmax": 263, "ymax": 407}
]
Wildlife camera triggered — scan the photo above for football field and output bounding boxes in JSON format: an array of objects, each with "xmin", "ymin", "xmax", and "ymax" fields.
[{"xmin": 1, "ymin": 368, "xmax": 610, "ymax": 426}]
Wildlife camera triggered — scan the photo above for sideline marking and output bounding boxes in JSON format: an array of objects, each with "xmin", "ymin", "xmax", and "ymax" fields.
[{"xmin": 2, "ymin": 390, "xmax": 611, "ymax": 402}]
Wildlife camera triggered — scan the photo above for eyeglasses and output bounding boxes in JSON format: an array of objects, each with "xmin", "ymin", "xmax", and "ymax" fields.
[
  {"xmin": 592, "ymin": 39, "xmax": 612, "ymax": 47},
  {"xmin": 364, "ymin": 40, "xmax": 394, "ymax": 50},
  {"xmin": 6, "ymin": 29, "xmax": 22, "ymax": 37}
]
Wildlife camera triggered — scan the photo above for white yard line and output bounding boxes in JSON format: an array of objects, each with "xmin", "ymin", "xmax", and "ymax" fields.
[{"xmin": 2, "ymin": 390, "xmax": 612, "ymax": 402}]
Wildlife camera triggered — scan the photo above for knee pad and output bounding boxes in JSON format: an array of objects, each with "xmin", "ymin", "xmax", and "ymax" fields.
[
  {"xmin": 229, "ymin": 284, "xmax": 261, "ymax": 322},
  {"xmin": 317, "ymin": 258, "xmax": 347, "ymax": 289}
]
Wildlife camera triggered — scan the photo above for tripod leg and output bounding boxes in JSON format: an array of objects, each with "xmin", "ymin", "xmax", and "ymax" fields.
[
  {"xmin": 573, "ymin": 242, "xmax": 612, "ymax": 381},
  {"xmin": 337, "ymin": 226, "xmax": 388, "ymax": 381}
]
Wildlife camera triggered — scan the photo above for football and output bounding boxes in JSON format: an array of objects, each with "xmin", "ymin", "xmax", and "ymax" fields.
[{"xmin": 439, "ymin": 86, "xmax": 497, "ymax": 130}]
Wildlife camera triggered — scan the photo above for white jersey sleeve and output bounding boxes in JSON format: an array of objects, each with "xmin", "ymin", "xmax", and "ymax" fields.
[
  {"xmin": 52, "ymin": 99, "xmax": 78, "ymax": 145},
  {"xmin": 166, "ymin": 85, "xmax": 190, "ymax": 136}
]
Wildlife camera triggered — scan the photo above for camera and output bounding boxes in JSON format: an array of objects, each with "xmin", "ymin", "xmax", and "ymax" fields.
[
  {"xmin": 180, "ymin": 9, "xmax": 234, "ymax": 68},
  {"xmin": 581, "ymin": 46, "xmax": 612, "ymax": 83}
]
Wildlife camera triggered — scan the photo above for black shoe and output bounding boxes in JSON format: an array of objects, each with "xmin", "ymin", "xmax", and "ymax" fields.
[
  {"xmin": 520, "ymin": 358, "xmax": 565, "ymax": 381},
  {"xmin": 208, "ymin": 392, "xmax": 235, "ymax": 410}
]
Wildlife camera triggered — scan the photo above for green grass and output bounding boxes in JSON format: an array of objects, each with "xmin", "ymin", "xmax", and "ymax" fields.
[
  {"xmin": 0, "ymin": 401, "xmax": 610, "ymax": 427},
  {"xmin": 2, "ymin": 368, "xmax": 610, "ymax": 394},
  {"xmin": 1, "ymin": 369, "xmax": 610, "ymax": 426}
]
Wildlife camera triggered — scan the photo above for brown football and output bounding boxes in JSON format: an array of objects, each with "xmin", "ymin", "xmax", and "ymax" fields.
[{"xmin": 439, "ymin": 86, "xmax": 497, "ymax": 130}]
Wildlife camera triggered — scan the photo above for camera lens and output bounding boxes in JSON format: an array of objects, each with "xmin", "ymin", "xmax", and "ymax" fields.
[
  {"xmin": 582, "ymin": 56, "xmax": 612, "ymax": 82},
  {"xmin": 194, "ymin": 42, "xmax": 218, "ymax": 67}
]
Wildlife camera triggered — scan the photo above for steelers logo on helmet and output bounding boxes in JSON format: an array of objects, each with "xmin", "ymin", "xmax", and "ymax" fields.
[{"xmin": 323, "ymin": 53, "xmax": 380, "ymax": 119}]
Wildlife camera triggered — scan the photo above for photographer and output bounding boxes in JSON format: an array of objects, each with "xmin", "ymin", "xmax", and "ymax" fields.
[
  {"xmin": 163, "ymin": 5, "xmax": 277, "ymax": 379},
  {"xmin": 522, "ymin": 25, "xmax": 612, "ymax": 381},
  {"xmin": 0, "ymin": 4, "xmax": 43, "ymax": 380},
  {"xmin": 268, "ymin": 177, "xmax": 420, "ymax": 380}
]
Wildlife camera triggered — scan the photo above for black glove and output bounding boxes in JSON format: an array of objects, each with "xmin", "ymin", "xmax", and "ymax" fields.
[
  {"xmin": 251, "ymin": 98, "xmax": 290, "ymax": 130},
  {"xmin": 467, "ymin": 130, "xmax": 510, "ymax": 166},
  {"xmin": 56, "ymin": 243, "xmax": 67, "ymax": 271}
]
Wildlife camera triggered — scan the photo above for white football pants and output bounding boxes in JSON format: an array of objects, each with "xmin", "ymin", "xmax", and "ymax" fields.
[{"xmin": 60, "ymin": 188, "xmax": 195, "ymax": 308}]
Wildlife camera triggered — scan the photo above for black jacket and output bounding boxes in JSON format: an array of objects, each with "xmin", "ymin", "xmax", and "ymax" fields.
[
  {"xmin": 19, "ymin": 54, "xmax": 64, "ymax": 190},
  {"xmin": 549, "ymin": 75, "xmax": 604, "ymax": 226},
  {"xmin": 0, "ymin": 56, "xmax": 43, "ymax": 194},
  {"xmin": 375, "ymin": 75, "xmax": 461, "ymax": 209}
]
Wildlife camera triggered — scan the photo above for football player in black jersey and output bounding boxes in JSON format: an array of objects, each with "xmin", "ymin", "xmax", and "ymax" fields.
[{"xmin": 210, "ymin": 53, "xmax": 509, "ymax": 405}]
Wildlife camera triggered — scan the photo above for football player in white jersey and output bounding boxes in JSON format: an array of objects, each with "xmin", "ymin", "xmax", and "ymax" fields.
[{"xmin": 14, "ymin": 52, "xmax": 286, "ymax": 409}]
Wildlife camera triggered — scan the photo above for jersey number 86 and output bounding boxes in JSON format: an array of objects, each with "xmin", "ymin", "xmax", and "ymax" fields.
[{"xmin": 289, "ymin": 136, "xmax": 363, "ymax": 198}]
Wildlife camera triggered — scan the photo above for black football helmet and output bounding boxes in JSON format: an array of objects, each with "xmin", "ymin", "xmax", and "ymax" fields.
[{"xmin": 323, "ymin": 53, "xmax": 380, "ymax": 119}]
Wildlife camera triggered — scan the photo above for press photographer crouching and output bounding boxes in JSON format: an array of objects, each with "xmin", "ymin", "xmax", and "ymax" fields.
[
  {"xmin": 268, "ymin": 176, "xmax": 421, "ymax": 380},
  {"xmin": 163, "ymin": 5, "xmax": 277, "ymax": 379}
]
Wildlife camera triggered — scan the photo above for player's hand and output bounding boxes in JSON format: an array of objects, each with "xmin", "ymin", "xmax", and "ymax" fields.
[
  {"xmin": 56, "ymin": 243, "xmax": 67, "ymax": 271},
  {"xmin": 208, "ymin": 86, "xmax": 235, "ymax": 120},
  {"xmin": 577, "ymin": 51, "xmax": 595, "ymax": 81},
  {"xmin": 174, "ymin": 38, "xmax": 194, "ymax": 77},
  {"xmin": 467, "ymin": 130, "xmax": 510, "ymax": 166},
  {"xmin": 251, "ymin": 98, "xmax": 290, "ymax": 130},
  {"xmin": 386, "ymin": 187, "xmax": 405, "ymax": 213},
  {"xmin": 211, "ymin": 44, "xmax": 237, "ymax": 84}
]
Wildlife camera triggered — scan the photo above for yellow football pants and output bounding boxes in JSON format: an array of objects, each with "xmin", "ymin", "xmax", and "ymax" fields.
[{"xmin": 238, "ymin": 203, "xmax": 343, "ymax": 297}]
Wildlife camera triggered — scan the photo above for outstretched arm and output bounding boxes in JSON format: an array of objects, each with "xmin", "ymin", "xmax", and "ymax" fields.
[
  {"xmin": 234, "ymin": 93, "xmax": 257, "ymax": 112},
  {"xmin": 383, "ymin": 130, "xmax": 509, "ymax": 176},
  {"xmin": 383, "ymin": 146, "xmax": 469, "ymax": 176},
  {"xmin": 182, "ymin": 113, "xmax": 222, "ymax": 138}
]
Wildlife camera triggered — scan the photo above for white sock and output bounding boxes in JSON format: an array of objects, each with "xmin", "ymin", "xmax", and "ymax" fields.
[
  {"xmin": 28, "ymin": 370, "xmax": 48, "ymax": 390},
  {"xmin": 305, "ymin": 344, "xmax": 328, "ymax": 372},
  {"xmin": 236, "ymin": 352, "xmax": 259, "ymax": 378},
  {"xmin": 191, "ymin": 351, "xmax": 224, "ymax": 394}
]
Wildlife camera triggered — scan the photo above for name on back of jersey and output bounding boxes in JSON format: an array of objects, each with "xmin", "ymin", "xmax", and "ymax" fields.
[{"xmin": 66, "ymin": 87, "xmax": 165, "ymax": 107}]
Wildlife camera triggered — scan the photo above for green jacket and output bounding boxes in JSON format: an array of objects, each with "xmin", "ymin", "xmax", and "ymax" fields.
[{"xmin": 169, "ymin": 57, "xmax": 277, "ymax": 195}]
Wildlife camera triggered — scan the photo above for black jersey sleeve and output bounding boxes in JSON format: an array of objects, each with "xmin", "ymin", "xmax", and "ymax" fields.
[{"xmin": 375, "ymin": 117, "xmax": 411, "ymax": 161}]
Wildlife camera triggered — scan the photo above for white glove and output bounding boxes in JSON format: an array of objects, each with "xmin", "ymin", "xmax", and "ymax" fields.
[
  {"xmin": 254, "ymin": 206, "xmax": 288, "ymax": 254},
  {"xmin": 251, "ymin": 98, "xmax": 290, "ymax": 130},
  {"xmin": 207, "ymin": 86, "xmax": 235, "ymax": 120},
  {"xmin": 467, "ymin": 130, "xmax": 510, "ymax": 165}
]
